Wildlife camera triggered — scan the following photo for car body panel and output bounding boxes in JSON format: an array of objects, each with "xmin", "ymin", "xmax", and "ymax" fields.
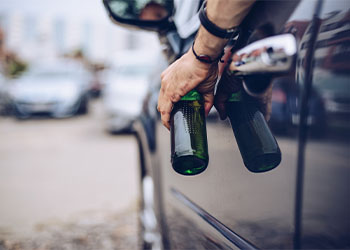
[{"xmin": 300, "ymin": 0, "xmax": 350, "ymax": 247}]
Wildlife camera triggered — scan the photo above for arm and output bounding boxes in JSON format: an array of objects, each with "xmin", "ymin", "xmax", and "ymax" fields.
[{"xmin": 157, "ymin": 0, "xmax": 256, "ymax": 129}]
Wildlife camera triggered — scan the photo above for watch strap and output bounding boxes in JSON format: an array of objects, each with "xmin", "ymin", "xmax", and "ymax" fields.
[
  {"xmin": 199, "ymin": 1, "xmax": 240, "ymax": 39},
  {"xmin": 191, "ymin": 40, "xmax": 224, "ymax": 64}
]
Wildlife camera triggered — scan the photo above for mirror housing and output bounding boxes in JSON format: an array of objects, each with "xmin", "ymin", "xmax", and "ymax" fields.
[{"xmin": 102, "ymin": 0, "xmax": 175, "ymax": 31}]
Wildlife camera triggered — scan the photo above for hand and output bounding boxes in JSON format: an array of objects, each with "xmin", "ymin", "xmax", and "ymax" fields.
[
  {"xmin": 157, "ymin": 50, "xmax": 218, "ymax": 130},
  {"xmin": 214, "ymin": 70, "xmax": 273, "ymax": 121}
]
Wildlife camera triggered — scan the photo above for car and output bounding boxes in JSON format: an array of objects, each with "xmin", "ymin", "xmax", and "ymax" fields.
[
  {"xmin": 103, "ymin": 0, "xmax": 350, "ymax": 249},
  {"xmin": 0, "ymin": 74, "xmax": 12, "ymax": 115},
  {"xmin": 102, "ymin": 50, "xmax": 165, "ymax": 133},
  {"xmin": 9, "ymin": 59, "xmax": 90, "ymax": 119}
]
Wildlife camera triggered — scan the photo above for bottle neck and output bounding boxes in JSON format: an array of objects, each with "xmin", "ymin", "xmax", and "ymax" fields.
[{"xmin": 180, "ymin": 90, "xmax": 203, "ymax": 101}]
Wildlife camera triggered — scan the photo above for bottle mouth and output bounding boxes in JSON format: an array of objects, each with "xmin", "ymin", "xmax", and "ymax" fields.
[
  {"xmin": 244, "ymin": 152, "xmax": 281, "ymax": 173},
  {"xmin": 172, "ymin": 155, "xmax": 208, "ymax": 176}
]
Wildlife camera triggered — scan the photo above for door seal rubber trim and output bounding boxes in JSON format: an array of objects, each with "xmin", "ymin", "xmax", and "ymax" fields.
[{"xmin": 171, "ymin": 187, "xmax": 257, "ymax": 250}]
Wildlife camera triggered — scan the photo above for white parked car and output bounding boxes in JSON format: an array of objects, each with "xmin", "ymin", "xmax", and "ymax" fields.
[
  {"xmin": 9, "ymin": 59, "xmax": 91, "ymax": 119},
  {"xmin": 102, "ymin": 50, "xmax": 162, "ymax": 133},
  {"xmin": 0, "ymin": 74, "xmax": 12, "ymax": 115}
]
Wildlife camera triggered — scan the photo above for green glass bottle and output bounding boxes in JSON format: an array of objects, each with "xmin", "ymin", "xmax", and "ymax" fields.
[
  {"xmin": 226, "ymin": 91, "xmax": 281, "ymax": 173},
  {"xmin": 170, "ymin": 90, "xmax": 209, "ymax": 175}
]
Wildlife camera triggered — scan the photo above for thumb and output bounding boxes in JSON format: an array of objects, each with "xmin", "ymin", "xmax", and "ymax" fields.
[
  {"xmin": 214, "ymin": 91, "xmax": 230, "ymax": 120},
  {"xmin": 203, "ymin": 93, "xmax": 214, "ymax": 117}
]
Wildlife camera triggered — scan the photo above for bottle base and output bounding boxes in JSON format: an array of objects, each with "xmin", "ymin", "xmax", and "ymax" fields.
[
  {"xmin": 172, "ymin": 155, "xmax": 208, "ymax": 176},
  {"xmin": 244, "ymin": 152, "xmax": 281, "ymax": 173}
]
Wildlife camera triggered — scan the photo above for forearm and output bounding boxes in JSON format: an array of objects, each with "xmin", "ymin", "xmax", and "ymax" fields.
[
  {"xmin": 206, "ymin": 0, "xmax": 256, "ymax": 28},
  {"xmin": 194, "ymin": 0, "xmax": 256, "ymax": 59}
]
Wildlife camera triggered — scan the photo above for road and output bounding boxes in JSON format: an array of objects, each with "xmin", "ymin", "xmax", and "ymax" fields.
[{"xmin": 0, "ymin": 100, "xmax": 140, "ymax": 249}]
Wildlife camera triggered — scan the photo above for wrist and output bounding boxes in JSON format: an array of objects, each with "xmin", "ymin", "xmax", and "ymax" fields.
[
  {"xmin": 193, "ymin": 26, "xmax": 227, "ymax": 59},
  {"xmin": 186, "ymin": 47, "xmax": 212, "ymax": 70}
]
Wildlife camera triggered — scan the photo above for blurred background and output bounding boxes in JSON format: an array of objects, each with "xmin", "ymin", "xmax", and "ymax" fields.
[{"xmin": 0, "ymin": 0, "xmax": 161, "ymax": 249}]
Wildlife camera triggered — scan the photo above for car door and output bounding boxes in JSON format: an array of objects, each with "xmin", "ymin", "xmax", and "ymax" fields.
[
  {"xmin": 297, "ymin": 0, "xmax": 350, "ymax": 248},
  {"xmin": 154, "ymin": 0, "xmax": 349, "ymax": 249}
]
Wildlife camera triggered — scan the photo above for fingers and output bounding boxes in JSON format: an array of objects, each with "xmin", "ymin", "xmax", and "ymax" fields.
[
  {"xmin": 157, "ymin": 95, "xmax": 173, "ymax": 130},
  {"xmin": 214, "ymin": 85, "xmax": 230, "ymax": 120},
  {"xmin": 158, "ymin": 64, "xmax": 192, "ymax": 130},
  {"xmin": 157, "ymin": 51, "xmax": 218, "ymax": 129},
  {"xmin": 158, "ymin": 72, "xmax": 190, "ymax": 130},
  {"xmin": 214, "ymin": 72, "xmax": 242, "ymax": 120},
  {"xmin": 214, "ymin": 93, "xmax": 229, "ymax": 120},
  {"xmin": 203, "ymin": 93, "xmax": 214, "ymax": 117},
  {"xmin": 158, "ymin": 75, "xmax": 182, "ymax": 130}
]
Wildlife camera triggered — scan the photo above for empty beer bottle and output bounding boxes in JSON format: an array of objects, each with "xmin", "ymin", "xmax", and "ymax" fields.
[
  {"xmin": 226, "ymin": 90, "xmax": 281, "ymax": 173},
  {"xmin": 170, "ymin": 90, "xmax": 209, "ymax": 175}
]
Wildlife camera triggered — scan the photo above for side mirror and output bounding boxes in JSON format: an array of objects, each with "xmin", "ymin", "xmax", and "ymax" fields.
[{"xmin": 102, "ymin": 0, "xmax": 174, "ymax": 31}]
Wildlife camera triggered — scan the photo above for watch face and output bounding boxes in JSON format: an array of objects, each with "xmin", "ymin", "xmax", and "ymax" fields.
[{"xmin": 198, "ymin": 55, "xmax": 213, "ymax": 63}]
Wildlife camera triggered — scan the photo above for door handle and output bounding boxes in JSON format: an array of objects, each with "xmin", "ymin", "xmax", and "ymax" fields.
[{"xmin": 229, "ymin": 34, "xmax": 297, "ymax": 76}]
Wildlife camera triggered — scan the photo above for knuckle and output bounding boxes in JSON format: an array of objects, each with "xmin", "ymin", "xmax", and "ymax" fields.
[
  {"xmin": 182, "ymin": 82, "xmax": 189, "ymax": 90},
  {"xmin": 160, "ymin": 77, "xmax": 168, "ymax": 87},
  {"xmin": 160, "ymin": 71, "xmax": 166, "ymax": 79},
  {"xmin": 179, "ymin": 86, "xmax": 186, "ymax": 96},
  {"xmin": 160, "ymin": 80, "xmax": 166, "ymax": 88},
  {"xmin": 170, "ymin": 94, "xmax": 179, "ymax": 102},
  {"xmin": 178, "ymin": 83, "xmax": 189, "ymax": 96}
]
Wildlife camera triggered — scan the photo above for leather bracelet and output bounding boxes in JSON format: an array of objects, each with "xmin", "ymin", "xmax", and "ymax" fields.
[
  {"xmin": 199, "ymin": 1, "xmax": 240, "ymax": 39},
  {"xmin": 191, "ymin": 40, "xmax": 224, "ymax": 64}
]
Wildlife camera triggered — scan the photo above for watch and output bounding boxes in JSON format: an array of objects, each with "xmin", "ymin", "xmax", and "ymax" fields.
[
  {"xmin": 199, "ymin": 1, "xmax": 240, "ymax": 39},
  {"xmin": 191, "ymin": 40, "xmax": 224, "ymax": 64}
]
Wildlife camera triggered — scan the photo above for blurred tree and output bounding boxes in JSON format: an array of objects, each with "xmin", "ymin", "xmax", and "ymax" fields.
[
  {"xmin": 0, "ymin": 26, "xmax": 28, "ymax": 78},
  {"xmin": 3, "ymin": 52, "xmax": 28, "ymax": 78},
  {"xmin": 64, "ymin": 48, "xmax": 107, "ymax": 72},
  {"xmin": 64, "ymin": 48, "xmax": 107, "ymax": 97}
]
